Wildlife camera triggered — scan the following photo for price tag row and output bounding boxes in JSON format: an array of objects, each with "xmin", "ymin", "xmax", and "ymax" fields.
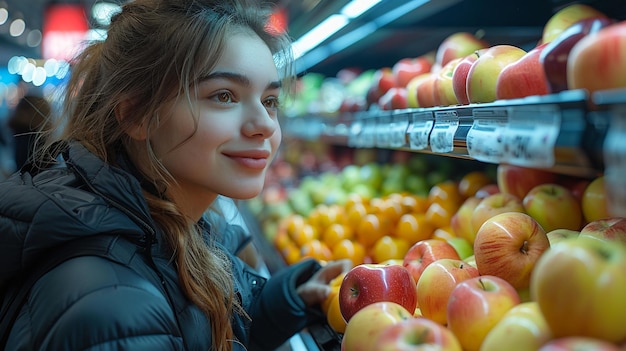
[
  {"xmin": 347, "ymin": 105, "xmax": 562, "ymax": 169},
  {"xmin": 467, "ymin": 105, "xmax": 561, "ymax": 168},
  {"xmin": 604, "ymin": 105, "xmax": 626, "ymax": 217}
]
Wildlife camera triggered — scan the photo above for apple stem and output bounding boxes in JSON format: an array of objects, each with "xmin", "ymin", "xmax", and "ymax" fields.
[
  {"xmin": 520, "ymin": 240, "xmax": 529, "ymax": 255},
  {"xmin": 478, "ymin": 277, "xmax": 486, "ymax": 290}
]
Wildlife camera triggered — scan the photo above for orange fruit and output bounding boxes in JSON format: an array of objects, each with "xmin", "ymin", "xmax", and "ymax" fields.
[
  {"xmin": 400, "ymin": 194, "xmax": 430, "ymax": 214},
  {"xmin": 428, "ymin": 181, "xmax": 462, "ymax": 209},
  {"xmin": 345, "ymin": 202, "xmax": 368, "ymax": 228},
  {"xmin": 326, "ymin": 293, "xmax": 347, "ymax": 333},
  {"xmin": 332, "ymin": 239, "xmax": 366, "ymax": 266},
  {"xmin": 425, "ymin": 202, "xmax": 455, "ymax": 229},
  {"xmin": 322, "ymin": 223, "xmax": 354, "ymax": 248},
  {"xmin": 371, "ymin": 235, "xmax": 411, "ymax": 263},
  {"xmin": 321, "ymin": 284, "xmax": 340, "ymax": 315},
  {"xmin": 281, "ymin": 243, "xmax": 301, "ymax": 265},
  {"xmin": 300, "ymin": 239, "xmax": 333, "ymax": 262},
  {"xmin": 285, "ymin": 214, "xmax": 306, "ymax": 239},
  {"xmin": 356, "ymin": 213, "xmax": 389, "ymax": 248},
  {"xmin": 292, "ymin": 223, "xmax": 319, "ymax": 247},
  {"xmin": 273, "ymin": 229, "xmax": 293, "ymax": 251},
  {"xmin": 395, "ymin": 212, "xmax": 436, "ymax": 244},
  {"xmin": 432, "ymin": 226, "xmax": 456, "ymax": 242},
  {"xmin": 458, "ymin": 171, "xmax": 492, "ymax": 198}
]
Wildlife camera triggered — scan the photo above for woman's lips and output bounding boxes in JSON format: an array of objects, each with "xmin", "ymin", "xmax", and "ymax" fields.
[{"xmin": 224, "ymin": 150, "xmax": 270, "ymax": 170}]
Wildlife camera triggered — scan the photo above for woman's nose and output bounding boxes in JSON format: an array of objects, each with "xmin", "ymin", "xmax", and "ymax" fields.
[{"xmin": 242, "ymin": 103, "xmax": 278, "ymax": 138}]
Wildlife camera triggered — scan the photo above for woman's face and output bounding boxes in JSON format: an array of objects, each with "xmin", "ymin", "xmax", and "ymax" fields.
[{"xmin": 150, "ymin": 31, "xmax": 282, "ymax": 219}]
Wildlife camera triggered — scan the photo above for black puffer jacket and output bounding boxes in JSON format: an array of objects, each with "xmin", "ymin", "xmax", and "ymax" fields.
[{"xmin": 0, "ymin": 142, "xmax": 323, "ymax": 350}]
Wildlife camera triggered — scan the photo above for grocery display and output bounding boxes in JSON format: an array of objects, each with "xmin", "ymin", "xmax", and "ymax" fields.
[{"xmin": 241, "ymin": 1, "xmax": 626, "ymax": 350}]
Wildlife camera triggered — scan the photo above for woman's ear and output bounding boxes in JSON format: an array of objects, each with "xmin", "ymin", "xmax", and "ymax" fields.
[{"xmin": 115, "ymin": 100, "xmax": 148, "ymax": 141}]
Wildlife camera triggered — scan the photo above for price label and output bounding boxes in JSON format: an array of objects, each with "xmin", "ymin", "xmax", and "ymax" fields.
[
  {"xmin": 467, "ymin": 109, "xmax": 509, "ymax": 163},
  {"xmin": 502, "ymin": 105, "xmax": 560, "ymax": 168},
  {"xmin": 375, "ymin": 113, "xmax": 392, "ymax": 148},
  {"xmin": 604, "ymin": 105, "xmax": 626, "ymax": 217},
  {"xmin": 430, "ymin": 111, "xmax": 459, "ymax": 153},
  {"xmin": 407, "ymin": 111, "xmax": 434, "ymax": 150},
  {"xmin": 389, "ymin": 112, "xmax": 410, "ymax": 148},
  {"xmin": 348, "ymin": 120, "xmax": 364, "ymax": 147},
  {"xmin": 362, "ymin": 118, "xmax": 377, "ymax": 148}
]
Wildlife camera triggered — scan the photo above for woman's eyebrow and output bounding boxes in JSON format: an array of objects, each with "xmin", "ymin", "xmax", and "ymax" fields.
[{"xmin": 199, "ymin": 71, "xmax": 282, "ymax": 90}]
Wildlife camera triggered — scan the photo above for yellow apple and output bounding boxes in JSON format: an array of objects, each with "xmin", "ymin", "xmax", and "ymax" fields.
[
  {"xmin": 341, "ymin": 301, "xmax": 414, "ymax": 351},
  {"xmin": 523, "ymin": 183, "xmax": 583, "ymax": 232},
  {"xmin": 471, "ymin": 193, "xmax": 525, "ymax": 237},
  {"xmin": 541, "ymin": 3, "xmax": 608, "ymax": 44},
  {"xmin": 466, "ymin": 45, "xmax": 526, "ymax": 103},
  {"xmin": 433, "ymin": 57, "xmax": 462, "ymax": 106},
  {"xmin": 530, "ymin": 236, "xmax": 626, "ymax": 343},
  {"xmin": 406, "ymin": 73, "xmax": 431, "ymax": 108},
  {"xmin": 546, "ymin": 228, "xmax": 580, "ymax": 246},
  {"xmin": 451, "ymin": 196, "xmax": 482, "ymax": 244},
  {"xmin": 581, "ymin": 175, "xmax": 610, "ymax": 223},
  {"xmin": 374, "ymin": 317, "xmax": 463, "ymax": 351},
  {"xmin": 480, "ymin": 301, "xmax": 553, "ymax": 351}
]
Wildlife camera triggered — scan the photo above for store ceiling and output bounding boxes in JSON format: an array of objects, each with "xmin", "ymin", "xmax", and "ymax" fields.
[{"xmin": 1, "ymin": 0, "xmax": 624, "ymax": 77}]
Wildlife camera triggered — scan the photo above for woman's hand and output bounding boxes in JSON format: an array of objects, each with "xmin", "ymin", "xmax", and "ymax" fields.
[{"xmin": 296, "ymin": 259, "xmax": 353, "ymax": 307}]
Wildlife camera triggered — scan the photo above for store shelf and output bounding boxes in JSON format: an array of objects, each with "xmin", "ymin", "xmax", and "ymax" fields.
[{"xmin": 283, "ymin": 89, "xmax": 614, "ymax": 178}]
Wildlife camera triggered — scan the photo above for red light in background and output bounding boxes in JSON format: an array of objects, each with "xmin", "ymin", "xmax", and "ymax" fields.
[
  {"xmin": 42, "ymin": 4, "xmax": 89, "ymax": 61},
  {"xmin": 266, "ymin": 7, "xmax": 288, "ymax": 35}
]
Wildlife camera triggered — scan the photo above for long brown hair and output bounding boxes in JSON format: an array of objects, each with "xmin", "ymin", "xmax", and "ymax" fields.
[{"xmin": 40, "ymin": 0, "xmax": 294, "ymax": 349}]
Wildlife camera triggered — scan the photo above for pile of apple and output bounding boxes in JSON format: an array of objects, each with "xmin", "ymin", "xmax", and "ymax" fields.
[
  {"xmin": 366, "ymin": 3, "xmax": 626, "ymax": 111},
  {"xmin": 331, "ymin": 165, "xmax": 626, "ymax": 351}
]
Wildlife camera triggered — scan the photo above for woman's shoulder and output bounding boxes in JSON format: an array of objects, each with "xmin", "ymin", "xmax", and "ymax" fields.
[{"xmin": 13, "ymin": 255, "xmax": 183, "ymax": 350}]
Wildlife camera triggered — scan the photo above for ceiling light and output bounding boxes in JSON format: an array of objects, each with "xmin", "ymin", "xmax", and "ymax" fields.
[
  {"xmin": 9, "ymin": 18, "xmax": 25, "ymax": 37},
  {"xmin": 340, "ymin": 0, "xmax": 381, "ymax": 19},
  {"xmin": 292, "ymin": 14, "xmax": 349, "ymax": 58},
  {"xmin": 0, "ymin": 8, "xmax": 8, "ymax": 25}
]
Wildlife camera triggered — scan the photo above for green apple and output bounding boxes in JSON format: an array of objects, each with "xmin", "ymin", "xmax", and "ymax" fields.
[
  {"xmin": 530, "ymin": 236, "xmax": 626, "ymax": 343},
  {"xmin": 446, "ymin": 237, "xmax": 474, "ymax": 260},
  {"xmin": 480, "ymin": 301, "xmax": 553, "ymax": 351}
]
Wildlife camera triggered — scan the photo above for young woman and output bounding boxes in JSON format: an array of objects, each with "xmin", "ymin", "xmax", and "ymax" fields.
[{"xmin": 0, "ymin": 0, "xmax": 351, "ymax": 350}]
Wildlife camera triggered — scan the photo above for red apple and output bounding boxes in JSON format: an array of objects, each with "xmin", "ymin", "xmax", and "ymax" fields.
[
  {"xmin": 466, "ymin": 45, "xmax": 527, "ymax": 103},
  {"xmin": 433, "ymin": 57, "xmax": 462, "ymax": 107},
  {"xmin": 496, "ymin": 164, "xmax": 558, "ymax": 200},
  {"xmin": 452, "ymin": 50, "xmax": 483, "ymax": 105},
  {"xmin": 339, "ymin": 263, "xmax": 417, "ymax": 323},
  {"xmin": 378, "ymin": 86, "xmax": 409, "ymax": 110},
  {"xmin": 402, "ymin": 239, "xmax": 461, "ymax": 284},
  {"xmin": 471, "ymin": 193, "xmax": 525, "ymax": 237},
  {"xmin": 435, "ymin": 32, "xmax": 489, "ymax": 68},
  {"xmin": 341, "ymin": 301, "xmax": 414, "ymax": 351},
  {"xmin": 416, "ymin": 73, "xmax": 438, "ymax": 108},
  {"xmin": 579, "ymin": 217, "xmax": 626, "ymax": 245},
  {"xmin": 541, "ymin": 3, "xmax": 609, "ymax": 44},
  {"xmin": 474, "ymin": 212, "xmax": 549, "ymax": 289},
  {"xmin": 416, "ymin": 258, "xmax": 480, "ymax": 325},
  {"xmin": 447, "ymin": 275, "xmax": 521, "ymax": 351},
  {"xmin": 373, "ymin": 317, "xmax": 463, "ymax": 351},
  {"xmin": 370, "ymin": 67, "xmax": 396, "ymax": 101},
  {"xmin": 567, "ymin": 20, "xmax": 626, "ymax": 95},
  {"xmin": 523, "ymin": 183, "xmax": 583, "ymax": 232},
  {"xmin": 495, "ymin": 43, "xmax": 550, "ymax": 100},
  {"xmin": 530, "ymin": 236, "xmax": 626, "ymax": 343},
  {"xmin": 538, "ymin": 337, "xmax": 622, "ymax": 351},
  {"xmin": 392, "ymin": 56, "xmax": 433, "ymax": 88},
  {"xmin": 581, "ymin": 175, "xmax": 609, "ymax": 223},
  {"xmin": 540, "ymin": 17, "xmax": 614, "ymax": 93}
]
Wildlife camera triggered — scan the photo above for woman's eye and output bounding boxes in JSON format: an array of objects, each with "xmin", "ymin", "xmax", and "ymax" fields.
[
  {"xmin": 211, "ymin": 91, "xmax": 234, "ymax": 103},
  {"xmin": 263, "ymin": 96, "xmax": 280, "ymax": 109}
]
